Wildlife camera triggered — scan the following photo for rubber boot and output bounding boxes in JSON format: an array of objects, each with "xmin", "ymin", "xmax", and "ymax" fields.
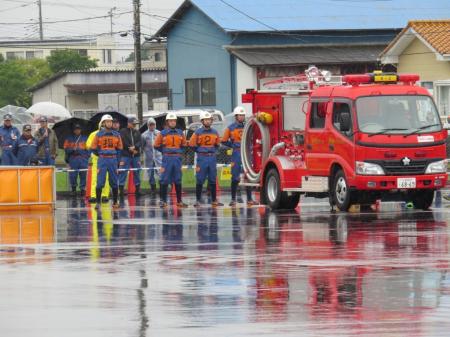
[
  {"xmin": 135, "ymin": 185, "xmax": 141, "ymax": 197},
  {"xmin": 71, "ymin": 186, "xmax": 77, "ymax": 197},
  {"xmin": 112, "ymin": 188, "xmax": 119, "ymax": 208},
  {"xmin": 195, "ymin": 184, "xmax": 203, "ymax": 207},
  {"xmin": 175, "ymin": 184, "xmax": 183, "ymax": 203},
  {"xmin": 95, "ymin": 188, "xmax": 102, "ymax": 208},
  {"xmin": 160, "ymin": 184, "xmax": 168, "ymax": 205},
  {"xmin": 119, "ymin": 185, "xmax": 125, "ymax": 198},
  {"xmin": 151, "ymin": 184, "xmax": 157, "ymax": 197},
  {"xmin": 231, "ymin": 180, "xmax": 238, "ymax": 201}
]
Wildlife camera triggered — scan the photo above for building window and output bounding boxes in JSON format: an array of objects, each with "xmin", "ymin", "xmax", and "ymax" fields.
[
  {"xmin": 6, "ymin": 51, "xmax": 24, "ymax": 60},
  {"xmin": 102, "ymin": 49, "xmax": 112, "ymax": 64},
  {"xmin": 185, "ymin": 78, "xmax": 216, "ymax": 106},
  {"xmin": 421, "ymin": 81, "xmax": 434, "ymax": 95},
  {"xmin": 154, "ymin": 52, "xmax": 162, "ymax": 62},
  {"xmin": 78, "ymin": 49, "xmax": 88, "ymax": 57}
]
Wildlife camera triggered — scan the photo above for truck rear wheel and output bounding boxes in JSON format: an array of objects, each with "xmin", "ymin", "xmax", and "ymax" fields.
[
  {"xmin": 410, "ymin": 190, "xmax": 434, "ymax": 210},
  {"xmin": 332, "ymin": 170, "xmax": 352, "ymax": 211}
]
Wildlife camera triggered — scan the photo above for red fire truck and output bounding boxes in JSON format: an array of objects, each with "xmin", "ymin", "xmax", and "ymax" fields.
[{"xmin": 241, "ymin": 68, "xmax": 448, "ymax": 211}]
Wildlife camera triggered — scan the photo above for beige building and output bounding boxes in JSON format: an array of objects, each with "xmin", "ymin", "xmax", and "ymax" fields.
[
  {"xmin": 0, "ymin": 35, "xmax": 118, "ymax": 67},
  {"xmin": 380, "ymin": 20, "xmax": 450, "ymax": 116},
  {"xmin": 29, "ymin": 67, "xmax": 168, "ymax": 116}
]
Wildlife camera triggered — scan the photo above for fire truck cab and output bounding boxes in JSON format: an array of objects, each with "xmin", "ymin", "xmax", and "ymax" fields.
[{"xmin": 241, "ymin": 70, "xmax": 448, "ymax": 211}]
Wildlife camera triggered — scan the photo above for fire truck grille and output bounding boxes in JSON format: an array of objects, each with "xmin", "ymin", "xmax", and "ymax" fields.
[{"xmin": 367, "ymin": 159, "xmax": 441, "ymax": 176}]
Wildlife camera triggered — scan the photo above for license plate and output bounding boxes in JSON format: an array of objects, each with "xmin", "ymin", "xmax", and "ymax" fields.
[{"xmin": 397, "ymin": 177, "xmax": 416, "ymax": 189}]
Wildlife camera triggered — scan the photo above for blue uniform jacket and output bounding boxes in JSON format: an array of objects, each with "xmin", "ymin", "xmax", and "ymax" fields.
[
  {"xmin": 64, "ymin": 134, "xmax": 89, "ymax": 159},
  {"xmin": 0, "ymin": 125, "xmax": 20, "ymax": 152},
  {"xmin": 17, "ymin": 135, "xmax": 38, "ymax": 165}
]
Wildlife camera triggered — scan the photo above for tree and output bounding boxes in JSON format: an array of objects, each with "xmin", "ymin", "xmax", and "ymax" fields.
[
  {"xmin": 47, "ymin": 49, "xmax": 98, "ymax": 73},
  {"xmin": 0, "ymin": 59, "xmax": 52, "ymax": 108}
]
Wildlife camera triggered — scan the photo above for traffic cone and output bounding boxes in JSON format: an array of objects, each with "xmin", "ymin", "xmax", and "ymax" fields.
[
  {"xmin": 85, "ymin": 165, "xmax": 92, "ymax": 198},
  {"xmin": 128, "ymin": 170, "xmax": 136, "ymax": 194}
]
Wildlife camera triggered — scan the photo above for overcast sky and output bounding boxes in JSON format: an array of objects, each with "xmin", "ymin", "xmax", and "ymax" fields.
[{"xmin": 0, "ymin": 0, "xmax": 184, "ymax": 57}]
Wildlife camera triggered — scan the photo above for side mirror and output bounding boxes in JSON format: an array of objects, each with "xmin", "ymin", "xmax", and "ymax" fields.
[{"xmin": 339, "ymin": 112, "xmax": 351, "ymax": 132}]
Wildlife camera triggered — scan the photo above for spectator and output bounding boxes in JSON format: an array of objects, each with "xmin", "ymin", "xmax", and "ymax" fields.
[
  {"xmin": 64, "ymin": 124, "xmax": 89, "ymax": 197},
  {"xmin": 17, "ymin": 124, "xmax": 38, "ymax": 166},
  {"xmin": 141, "ymin": 118, "xmax": 162, "ymax": 196},
  {"xmin": 34, "ymin": 116, "xmax": 58, "ymax": 165},
  {"xmin": 119, "ymin": 117, "xmax": 142, "ymax": 196},
  {"xmin": 0, "ymin": 114, "xmax": 20, "ymax": 165}
]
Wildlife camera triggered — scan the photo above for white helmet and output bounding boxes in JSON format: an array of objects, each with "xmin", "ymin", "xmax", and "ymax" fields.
[
  {"xmin": 100, "ymin": 114, "xmax": 113, "ymax": 124},
  {"xmin": 166, "ymin": 112, "xmax": 177, "ymax": 121},
  {"xmin": 147, "ymin": 117, "xmax": 156, "ymax": 125},
  {"xmin": 233, "ymin": 106, "xmax": 246, "ymax": 116},
  {"xmin": 200, "ymin": 111, "xmax": 212, "ymax": 121}
]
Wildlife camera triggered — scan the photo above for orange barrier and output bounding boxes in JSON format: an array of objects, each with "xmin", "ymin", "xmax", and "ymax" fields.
[
  {"xmin": 0, "ymin": 212, "xmax": 54, "ymax": 244},
  {"xmin": 0, "ymin": 166, "xmax": 55, "ymax": 211}
]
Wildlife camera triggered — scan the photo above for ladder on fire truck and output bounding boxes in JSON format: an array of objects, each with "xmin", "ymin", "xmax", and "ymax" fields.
[{"xmin": 260, "ymin": 66, "xmax": 343, "ymax": 92}]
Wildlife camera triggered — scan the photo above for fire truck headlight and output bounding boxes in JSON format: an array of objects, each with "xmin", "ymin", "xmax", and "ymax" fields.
[
  {"xmin": 425, "ymin": 160, "xmax": 448, "ymax": 174},
  {"xmin": 356, "ymin": 161, "xmax": 385, "ymax": 175}
]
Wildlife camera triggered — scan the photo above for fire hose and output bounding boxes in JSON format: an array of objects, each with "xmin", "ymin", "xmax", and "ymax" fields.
[{"xmin": 241, "ymin": 116, "xmax": 271, "ymax": 183}]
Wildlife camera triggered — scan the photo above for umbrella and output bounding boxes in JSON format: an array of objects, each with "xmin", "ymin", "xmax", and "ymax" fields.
[
  {"xmin": 27, "ymin": 102, "xmax": 72, "ymax": 123},
  {"xmin": 139, "ymin": 116, "xmax": 186, "ymax": 134},
  {"xmin": 52, "ymin": 117, "xmax": 97, "ymax": 149},
  {"xmin": 90, "ymin": 111, "xmax": 128, "ymax": 129}
]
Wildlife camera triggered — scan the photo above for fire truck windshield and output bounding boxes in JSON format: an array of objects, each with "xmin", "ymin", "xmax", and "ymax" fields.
[{"xmin": 356, "ymin": 95, "xmax": 441, "ymax": 135}]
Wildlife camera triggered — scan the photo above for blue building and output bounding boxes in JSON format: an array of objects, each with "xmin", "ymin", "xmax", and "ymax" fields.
[{"xmin": 155, "ymin": 0, "xmax": 449, "ymax": 113}]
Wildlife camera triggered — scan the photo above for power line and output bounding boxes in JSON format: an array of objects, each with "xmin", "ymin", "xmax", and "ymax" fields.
[{"xmin": 0, "ymin": 10, "xmax": 133, "ymax": 25}]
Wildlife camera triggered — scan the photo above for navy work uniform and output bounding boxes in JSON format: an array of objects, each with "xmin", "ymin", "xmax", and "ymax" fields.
[
  {"xmin": 64, "ymin": 125, "xmax": 89, "ymax": 196},
  {"xmin": 222, "ymin": 106, "xmax": 255, "ymax": 206},
  {"xmin": 154, "ymin": 112, "xmax": 188, "ymax": 208},
  {"xmin": 17, "ymin": 124, "xmax": 38, "ymax": 166},
  {"xmin": 91, "ymin": 115, "xmax": 123, "ymax": 208},
  {"xmin": 118, "ymin": 116, "xmax": 142, "ymax": 196},
  {"xmin": 189, "ymin": 111, "xmax": 223, "ymax": 207},
  {"xmin": 0, "ymin": 114, "xmax": 20, "ymax": 165}
]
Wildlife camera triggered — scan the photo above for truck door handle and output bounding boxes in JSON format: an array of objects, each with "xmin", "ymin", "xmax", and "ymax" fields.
[
  {"xmin": 307, "ymin": 144, "xmax": 312, "ymax": 150},
  {"xmin": 329, "ymin": 144, "xmax": 334, "ymax": 151}
]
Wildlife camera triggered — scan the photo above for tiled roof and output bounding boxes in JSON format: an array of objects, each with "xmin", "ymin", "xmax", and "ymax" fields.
[{"xmin": 409, "ymin": 20, "xmax": 450, "ymax": 54}]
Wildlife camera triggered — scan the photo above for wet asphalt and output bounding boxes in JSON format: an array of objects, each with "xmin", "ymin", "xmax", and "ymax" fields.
[{"xmin": 0, "ymin": 192, "xmax": 449, "ymax": 337}]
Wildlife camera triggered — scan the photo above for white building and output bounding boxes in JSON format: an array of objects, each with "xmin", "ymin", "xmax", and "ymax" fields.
[{"xmin": 0, "ymin": 35, "xmax": 118, "ymax": 67}]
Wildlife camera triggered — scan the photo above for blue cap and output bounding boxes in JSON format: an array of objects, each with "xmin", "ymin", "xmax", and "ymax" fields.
[
  {"xmin": 128, "ymin": 116, "xmax": 138, "ymax": 124},
  {"xmin": 38, "ymin": 116, "xmax": 48, "ymax": 122},
  {"xmin": 3, "ymin": 114, "xmax": 12, "ymax": 120}
]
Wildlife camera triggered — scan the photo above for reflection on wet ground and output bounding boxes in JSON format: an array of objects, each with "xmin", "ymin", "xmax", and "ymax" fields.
[{"xmin": 0, "ymin": 195, "xmax": 450, "ymax": 336}]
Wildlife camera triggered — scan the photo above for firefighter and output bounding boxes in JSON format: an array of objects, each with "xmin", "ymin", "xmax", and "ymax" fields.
[
  {"xmin": 154, "ymin": 112, "xmax": 188, "ymax": 208},
  {"xmin": 64, "ymin": 124, "xmax": 89, "ymax": 197},
  {"xmin": 222, "ymin": 106, "xmax": 256, "ymax": 207},
  {"xmin": 119, "ymin": 116, "xmax": 142, "ymax": 196},
  {"xmin": 34, "ymin": 116, "xmax": 58, "ymax": 165},
  {"xmin": 189, "ymin": 111, "xmax": 223, "ymax": 207},
  {"xmin": 90, "ymin": 114, "xmax": 123, "ymax": 208},
  {"xmin": 0, "ymin": 114, "xmax": 20, "ymax": 165},
  {"xmin": 141, "ymin": 117, "xmax": 162, "ymax": 196},
  {"xmin": 17, "ymin": 124, "xmax": 38, "ymax": 166},
  {"xmin": 86, "ymin": 120, "xmax": 110, "ymax": 202}
]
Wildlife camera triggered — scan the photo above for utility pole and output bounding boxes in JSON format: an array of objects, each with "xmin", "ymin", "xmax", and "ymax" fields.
[
  {"xmin": 133, "ymin": 0, "xmax": 143, "ymax": 124},
  {"xmin": 108, "ymin": 7, "xmax": 116, "ymax": 36},
  {"xmin": 38, "ymin": 0, "xmax": 43, "ymax": 40}
]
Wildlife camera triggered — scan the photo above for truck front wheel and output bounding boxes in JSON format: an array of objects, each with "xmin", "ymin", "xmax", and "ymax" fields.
[
  {"xmin": 264, "ymin": 168, "xmax": 300, "ymax": 210},
  {"xmin": 333, "ymin": 170, "xmax": 352, "ymax": 211},
  {"xmin": 410, "ymin": 190, "xmax": 435, "ymax": 210},
  {"xmin": 264, "ymin": 168, "xmax": 282, "ymax": 209}
]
